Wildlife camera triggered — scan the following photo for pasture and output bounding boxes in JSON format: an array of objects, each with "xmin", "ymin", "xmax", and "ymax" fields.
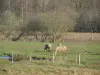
[{"xmin": 0, "ymin": 40, "xmax": 100, "ymax": 75}]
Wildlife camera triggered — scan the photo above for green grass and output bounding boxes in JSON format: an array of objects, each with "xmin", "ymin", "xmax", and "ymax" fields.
[{"xmin": 0, "ymin": 40, "xmax": 100, "ymax": 75}]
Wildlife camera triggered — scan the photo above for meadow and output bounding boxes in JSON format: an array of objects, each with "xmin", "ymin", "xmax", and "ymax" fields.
[{"xmin": 0, "ymin": 40, "xmax": 100, "ymax": 75}]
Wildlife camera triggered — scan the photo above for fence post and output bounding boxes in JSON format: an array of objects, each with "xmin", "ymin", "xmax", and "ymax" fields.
[
  {"xmin": 53, "ymin": 53, "xmax": 55, "ymax": 63},
  {"xmin": 12, "ymin": 52, "xmax": 14, "ymax": 63},
  {"xmin": 30, "ymin": 52, "xmax": 32, "ymax": 61},
  {"xmin": 76, "ymin": 54, "xmax": 77, "ymax": 64},
  {"xmin": 91, "ymin": 36, "xmax": 94, "ymax": 40},
  {"xmin": 78, "ymin": 53, "xmax": 81, "ymax": 66}
]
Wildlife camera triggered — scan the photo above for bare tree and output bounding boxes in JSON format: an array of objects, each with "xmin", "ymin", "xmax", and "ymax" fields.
[{"xmin": 40, "ymin": 6, "xmax": 79, "ymax": 42}]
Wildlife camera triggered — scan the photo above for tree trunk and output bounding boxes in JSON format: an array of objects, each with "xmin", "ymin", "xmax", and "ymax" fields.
[
  {"xmin": 12, "ymin": 32, "xmax": 24, "ymax": 41},
  {"xmin": 40, "ymin": 33, "xmax": 47, "ymax": 42},
  {"xmin": 33, "ymin": 32, "xmax": 39, "ymax": 42}
]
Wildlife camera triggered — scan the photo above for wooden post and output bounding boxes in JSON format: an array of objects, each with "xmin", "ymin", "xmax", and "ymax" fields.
[
  {"xmin": 91, "ymin": 36, "xmax": 94, "ymax": 40},
  {"xmin": 76, "ymin": 54, "xmax": 77, "ymax": 64},
  {"xmin": 53, "ymin": 53, "xmax": 55, "ymax": 63},
  {"xmin": 78, "ymin": 53, "xmax": 81, "ymax": 66},
  {"xmin": 12, "ymin": 52, "xmax": 14, "ymax": 63},
  {"xmin": 30, "ymin": 52, "xmax": 32, "ymax": 61}
]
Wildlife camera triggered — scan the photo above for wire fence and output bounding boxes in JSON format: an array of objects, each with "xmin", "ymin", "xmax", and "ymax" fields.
[{"xmin": 8, "ymin": 51, "xmax": 100, "ymax": 67}]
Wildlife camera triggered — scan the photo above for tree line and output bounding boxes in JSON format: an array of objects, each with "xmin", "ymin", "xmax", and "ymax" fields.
[{"xmin": 0, "ymin": 0, "xmax": 100, "ymax": 42}]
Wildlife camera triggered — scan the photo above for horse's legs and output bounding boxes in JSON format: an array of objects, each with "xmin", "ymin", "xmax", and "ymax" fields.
[
  {"xmin": 55, "ymin": 50, "xmax": 57, "ymax": 55},
  {"xmin": 48, "ymin": 48, "xmax": 51, "ymax": 52},
  {"xmin": 44, "ymin": 49, "xmax": 46, "ymax": 52},
  {"xmin": 44, "ymin": 49, "xmax": 47, "ymax": 52}
]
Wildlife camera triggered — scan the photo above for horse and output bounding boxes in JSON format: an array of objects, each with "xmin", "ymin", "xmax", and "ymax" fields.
[
  {"xmin": 55, "ymin": 43, "xmax": 68, "ymax": 55},
  {"xmin": 44, "ymin": 43, "xmax": 52, "ymax": 52}
]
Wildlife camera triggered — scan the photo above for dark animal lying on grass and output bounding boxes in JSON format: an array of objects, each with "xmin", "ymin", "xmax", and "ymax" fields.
[{"xmin": 44, "ymin": 43, "xmax": 52, "ymax": 52}]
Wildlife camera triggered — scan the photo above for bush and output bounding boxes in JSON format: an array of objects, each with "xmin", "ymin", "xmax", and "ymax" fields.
[{"xmin": 3, "ymin": 53, "xmax": 29, "ymax": 61}]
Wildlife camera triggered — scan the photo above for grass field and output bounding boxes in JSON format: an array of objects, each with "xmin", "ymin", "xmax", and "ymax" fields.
[{"xmin": 0, "ymin": 40, "xmax": 100, "ymax": 75}]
